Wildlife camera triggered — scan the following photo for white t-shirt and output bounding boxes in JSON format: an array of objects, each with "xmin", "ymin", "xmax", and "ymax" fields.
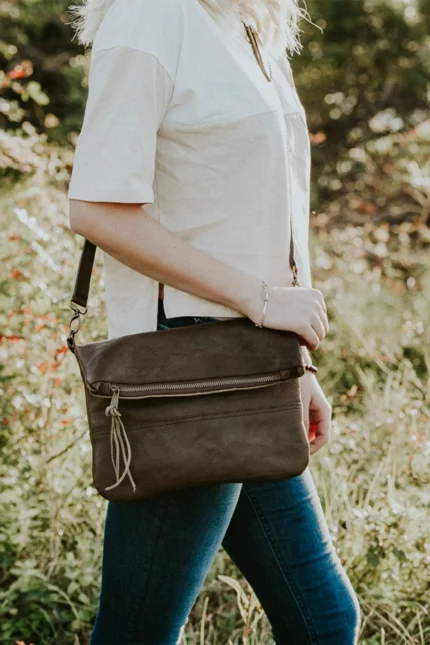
[{"xmin": 68, "ymin": 0, "xmax": 312, "ymax": 339}]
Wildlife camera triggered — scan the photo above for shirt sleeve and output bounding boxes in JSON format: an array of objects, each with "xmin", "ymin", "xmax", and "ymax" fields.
[{"xmin": 68, "ymin": 46, "xmax": 173, "ymax": 204}]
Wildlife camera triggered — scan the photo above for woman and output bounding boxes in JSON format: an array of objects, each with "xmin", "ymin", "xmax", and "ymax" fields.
[{"xmin": 68, "ymin": 0, "xmax": 361, "ymax": 643}]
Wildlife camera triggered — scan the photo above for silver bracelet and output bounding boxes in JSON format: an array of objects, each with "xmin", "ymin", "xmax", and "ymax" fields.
[{"xmin": 255, "ymin": 280, "xmax": 269, "ymax": 328}]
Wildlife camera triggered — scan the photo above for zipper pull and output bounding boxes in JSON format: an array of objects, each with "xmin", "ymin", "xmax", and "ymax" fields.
[
  {"xmin": 108, "ymin": 384, "xmax": 120, "ymax": 413},
  {"xmin": 104, "ymin": 385, "xmax": 137, "ymax": 494}
]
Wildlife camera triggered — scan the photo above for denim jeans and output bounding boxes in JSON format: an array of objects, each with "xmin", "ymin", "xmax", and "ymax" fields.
[{"xmin": 90, "ymin": 300, "xmax": 361, "ymax": 645}]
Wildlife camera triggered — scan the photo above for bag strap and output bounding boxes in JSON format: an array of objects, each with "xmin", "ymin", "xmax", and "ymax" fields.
[{"xmin": 71, "ymin": 239, "xmax": 97, "ymax": 309}]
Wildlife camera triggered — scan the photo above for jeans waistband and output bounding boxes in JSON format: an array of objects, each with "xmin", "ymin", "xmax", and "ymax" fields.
[{"xmin": 157, "ymin": 298, "xmax": 218, "ymax": 330}]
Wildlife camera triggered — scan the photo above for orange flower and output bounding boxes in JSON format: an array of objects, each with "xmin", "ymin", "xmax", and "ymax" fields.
[
  {"xmin": 9, "ymin": 66, "xmax": 25, "ymax": 80},
  {"xmin": 9, "ymin": 269, "xmax": 24, "ymax": 279}
]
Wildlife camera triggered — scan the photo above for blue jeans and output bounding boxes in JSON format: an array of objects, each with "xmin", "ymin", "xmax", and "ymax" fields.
[{"xmin": 90, "ymin": 300, "xmax": 361, "ymax": 645}]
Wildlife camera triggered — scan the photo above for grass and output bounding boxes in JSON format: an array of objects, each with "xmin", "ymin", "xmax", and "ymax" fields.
[{"xmin": 0, "ymin": 173, "xmax": 429, "ymax": 645}]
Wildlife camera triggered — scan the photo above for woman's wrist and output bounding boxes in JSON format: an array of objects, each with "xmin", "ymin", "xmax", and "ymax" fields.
[
  {"xmin": 254, "ymin": 281, "xmax": 269, "ymax": 327},
  {"xmin": 233, "ymin": 273, "xmax": 267, "ymax": 323},
  {"xmin": 301, "ymin": 345, "xmax": 312, "ymax": 364}
]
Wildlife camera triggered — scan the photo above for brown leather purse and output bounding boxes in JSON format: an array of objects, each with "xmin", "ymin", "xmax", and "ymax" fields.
[{"xmin": 67, "ymin": 228, "xmax": 309, "ymax": 502}]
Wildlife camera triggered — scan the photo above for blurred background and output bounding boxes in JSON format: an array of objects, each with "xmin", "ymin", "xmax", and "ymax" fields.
[{"xmin": 0, "ymin": 0, "xmax": 429, "ymax": 643}]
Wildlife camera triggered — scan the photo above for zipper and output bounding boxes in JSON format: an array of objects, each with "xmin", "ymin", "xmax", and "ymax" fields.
[
  {"xmin": 100, "ymin": 369, "xmax": 298, "ymax": 494},
  {"xmin": 107, "ymin": 371, "xmax": 290, "ymax": 400}
]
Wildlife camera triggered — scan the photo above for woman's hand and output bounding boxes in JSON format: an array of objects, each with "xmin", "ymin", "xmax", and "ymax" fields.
[
  {"xmin": 244, "ymin": 285, "xmax": 329, "ymax": 352},
  {"xmin": 299, "ymin": 372, "xmax": 332, "ymax": 455}
]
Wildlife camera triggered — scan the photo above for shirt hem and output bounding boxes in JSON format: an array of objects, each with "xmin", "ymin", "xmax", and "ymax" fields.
[
  {"xmin": 163, "ymin": 286, "xmax": 246, "ymax": 320},
  {"xmin": 67, "ymin": 185, "xmax": 155, "ymax": 204}
]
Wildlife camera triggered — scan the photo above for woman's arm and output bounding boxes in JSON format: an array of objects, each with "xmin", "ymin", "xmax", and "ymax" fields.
[
  {"xmin": 69, "ymin": 199, "xmax": 329, "ymax": 351},
  {"xmin": 70, "ymin": 199, "xmax": 260, "ymax": 317}
]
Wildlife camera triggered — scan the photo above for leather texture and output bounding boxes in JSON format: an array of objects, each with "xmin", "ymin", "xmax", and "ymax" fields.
[
  {"xmin": 71, "ymin": 316, "xmax": 309, "ymax": 502},
  {"xmin": 87, "ymin": 378, "xmax": 309, "ymax": 502},
  {"xmin": 74, "ymin": 317, "xmax": 305, "ymax": 393},
  {"xmin": 68, "ymin": 239, "xmax": 310, "ymax": 503}
]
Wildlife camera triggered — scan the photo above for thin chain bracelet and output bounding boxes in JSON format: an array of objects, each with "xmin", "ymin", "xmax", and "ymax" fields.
[
  {"xmin": 304, "ymin": 364, "xmax": 318, "ymax": 375},
  {"xmin": 255, "ymin": 280, "xmax": 269, "ymax": 328}
]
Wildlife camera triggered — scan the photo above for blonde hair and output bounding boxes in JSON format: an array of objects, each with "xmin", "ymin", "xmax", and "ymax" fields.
[
  {"xmin": 69, "ymin": 0, "xmax": 310, "ymax": 58},
  {"xmin": 200, "ymin": 0, "xmax": 308, "ymax": 57}
]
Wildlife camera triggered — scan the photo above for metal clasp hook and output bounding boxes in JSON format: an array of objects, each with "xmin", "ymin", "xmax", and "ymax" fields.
[{"xmin": 67, "ymin": 300, "xmax": 87, "ymax": 352}]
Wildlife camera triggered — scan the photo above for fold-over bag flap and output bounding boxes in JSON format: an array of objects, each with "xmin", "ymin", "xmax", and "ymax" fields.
[{"xmin": 74, "ymin": 317, "xmax": 305, "ymax": 394}]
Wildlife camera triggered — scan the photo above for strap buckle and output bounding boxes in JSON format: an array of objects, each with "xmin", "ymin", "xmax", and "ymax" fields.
[{"xmin": 70, "ymin": 300, "xmax": 88, "ymax": 316}]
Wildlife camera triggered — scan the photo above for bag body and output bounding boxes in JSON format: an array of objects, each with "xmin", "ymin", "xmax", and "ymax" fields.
[
  {"xmin": 73, "ymin": 308, "xmax": 309, "ymax": 502},
  {"xmin": 86, "ymin": 378, "xmax": 308, "ymax": 502}
]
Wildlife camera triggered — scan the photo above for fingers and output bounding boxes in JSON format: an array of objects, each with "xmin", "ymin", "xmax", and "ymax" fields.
[
  {"xmin": 301, "ymin": 314, "xmax": 326, "ymax": 351},
  {"xmin": 311, "ymin": 313, "xmax": 326, "ymax": 343},
  {"xmin": 264, "ymin": 285, "xmax": 329, "ymax": 346},
  {"xmin": 309, "ymin": 436, "xmax": 326, "ymax": 455},
  {"xmin": 302, "ymin": 326, "xmax": 320, "ymax": 352},
  {"xmin": 317, "ymin": 301, "xmax": 329, "ymax": 335},
  {"xmin": 304, "ymin": 289, "xmax": 329, "ymax": 350},
  {"xmin": 311, "ymin": 289, "xmax": 329, "ymax": 335},
  {"xmin": 309, "ymin": 405, "xmax": 332, "ymax": 455},
  {"xmin": 314, "ymin": 288, "xmax": 327, "ymax": 313}
]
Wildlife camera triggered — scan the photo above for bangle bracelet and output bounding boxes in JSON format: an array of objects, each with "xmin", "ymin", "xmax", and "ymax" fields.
[
  {"xmin": 304, "ymin": 364, "xmax": 318, "ymax": 375},
  {"xmin": 255, "ymin": 280, "xmax": 269, "ymax": 328}
]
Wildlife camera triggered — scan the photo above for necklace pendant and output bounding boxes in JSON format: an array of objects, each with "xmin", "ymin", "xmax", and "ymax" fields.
[{"xmin": 242, "ymin": 22, "xmax": 272, "ymax": 83}]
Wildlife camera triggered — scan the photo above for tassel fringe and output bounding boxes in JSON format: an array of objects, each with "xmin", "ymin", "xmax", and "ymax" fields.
[{"xmin": 104, "ymin": 392, "xmax": 136, "ymax": 493}]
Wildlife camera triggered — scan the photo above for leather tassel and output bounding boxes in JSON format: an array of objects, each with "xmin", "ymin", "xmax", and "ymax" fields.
[{"xmin": 104, "ymin": 390, "xmax": 137, "ymax": 493}]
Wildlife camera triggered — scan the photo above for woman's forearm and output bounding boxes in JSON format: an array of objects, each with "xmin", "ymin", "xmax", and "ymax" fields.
[{"xmin": 69, "ymin": 200, "xmax": 263, "ymax": 320}]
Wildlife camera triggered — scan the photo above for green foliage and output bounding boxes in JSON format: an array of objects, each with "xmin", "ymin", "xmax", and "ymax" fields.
[
  {"xmin": 295, "ymin": 0, "xmax": 430, "ymax": 213},
  {"xmin": 0, "ymin": 0, "xmax": 87, "ymax": 141}
]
